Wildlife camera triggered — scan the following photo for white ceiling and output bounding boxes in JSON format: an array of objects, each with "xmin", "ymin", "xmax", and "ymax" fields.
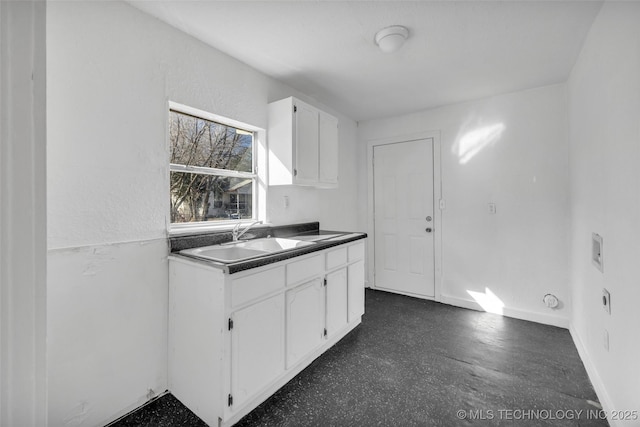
[{"xmin": 130, "ymin": 1, "xmax": 603, "ymax": 122}]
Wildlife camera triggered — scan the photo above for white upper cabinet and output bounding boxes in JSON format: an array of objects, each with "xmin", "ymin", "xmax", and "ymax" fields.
[{"xmin": 268, "ymin": 97, "xmax": 338, "ymax": 187}]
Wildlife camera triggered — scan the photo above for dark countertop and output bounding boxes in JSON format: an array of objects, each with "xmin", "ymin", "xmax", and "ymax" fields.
[{"xmin": 169, "ymin": 222, "xmax": 367, "ymax": 274}]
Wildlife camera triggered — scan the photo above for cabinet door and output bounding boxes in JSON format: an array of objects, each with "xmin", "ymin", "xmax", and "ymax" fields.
[
  {"xmin": 286, "ymin": 279, "xmax": 324, "ymax": 368},
  {"xmin": 231, "ymin": 294, "xmax": 285, "ymax": 410},
  {"xmin": 293, "ymin": 101, "xmax": 319, "ymax": 185},
  {"xmin": 326, "ymin": 268, "xmax": 348, "ymax": 338},
  {"xmin": 348, "ymin": 261, "xmax": 365, "ymax": 322},
  {"xmin": 318, "ymin": 111, "xmax": 339, "ymax": 186}
]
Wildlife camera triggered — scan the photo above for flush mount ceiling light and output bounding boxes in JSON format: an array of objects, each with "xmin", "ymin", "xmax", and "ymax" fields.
[{"xmin": 374, "ymin": 25, "xmax": 409, "ymax": 53}]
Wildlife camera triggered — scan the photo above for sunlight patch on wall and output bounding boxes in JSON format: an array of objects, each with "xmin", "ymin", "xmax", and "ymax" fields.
[
  {"xmin": 467, "ymin": 287, "xmax": 505, "ymax": 315},
  {"xmin": 455, "ymin": 123, "xmax": 505, "ymax": 164}
]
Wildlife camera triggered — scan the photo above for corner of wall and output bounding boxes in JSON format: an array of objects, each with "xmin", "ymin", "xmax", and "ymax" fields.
[
  {"xmin": 568, "ymin": 324, "xmax": 618, "ymax": 426},
  {"xmin": 0, "ymin": 1, "xmax": 48, "ymax": 425},
  {"xmin": 566, "ymin": 2, "xmax": 640, "ymax": 423}
]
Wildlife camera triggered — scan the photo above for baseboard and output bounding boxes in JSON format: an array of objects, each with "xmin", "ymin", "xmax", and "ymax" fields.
[
  {"xmin": 569, "ymin": 324, "xmax": 618, "ymax": 427},
  {"xmin": 103, "ymin": 390, "xmax": 170, "ymax": 427},
  {"xmin": 372, "ymin": 285, "xmax": 435, "ymax": 301},
  {"xmin": 440, "ymin": 294, "xmax": 570, "ymax": 328}
]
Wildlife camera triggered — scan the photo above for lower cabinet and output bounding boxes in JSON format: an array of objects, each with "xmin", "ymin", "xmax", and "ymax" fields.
[
  {"xmin": 230, "ymin": 293, "xmax": 285, "ymax": 409},
  {"xmin": 325, "ymin": 268, "xmax": 348, "ymax": 338},
  {"xmin": 348, "ymin": 260, "xmax": 365, "ymax": 322},
  {"xmin": 286, "ymin": 279, "xmax": 324, "ymax": 368},
  {"xmin": 169, "ymin": 238, "xmax": 366, "ymax": 427}
]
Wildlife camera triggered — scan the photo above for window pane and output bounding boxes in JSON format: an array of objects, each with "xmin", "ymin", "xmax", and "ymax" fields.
[
  {"xmin": 169, "ymin": 110, "xmax": 253, "ymax": 173},
  {"xmin": 170, "ymin": 172, "xmax": 253, "ymax": 223}
]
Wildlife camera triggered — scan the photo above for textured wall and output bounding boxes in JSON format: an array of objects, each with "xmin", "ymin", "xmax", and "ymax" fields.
[
  {"xmin": 46, "ymin": 1, "xmax": 359, "ymax": 426},
  {"xmin": 567, "ymin": 2, "xmax": 640, "ymax": 422},
  {"xmin": 0, "ymin": 1, "xmax": 47, "ymax": 425},
  {"xmin": 358, "ymin": 84, "xmax": 571, "ymax": 327}
]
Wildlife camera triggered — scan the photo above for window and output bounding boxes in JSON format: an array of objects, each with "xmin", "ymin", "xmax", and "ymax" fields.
[{"xmin": 169, "ymin": 106, "xmax": 257, "ymax": 225}]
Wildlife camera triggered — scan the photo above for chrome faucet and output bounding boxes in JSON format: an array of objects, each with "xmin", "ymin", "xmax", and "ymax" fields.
[{"xmin": 232, "ymin": 220, "xmax": 261, "ymax": 242}]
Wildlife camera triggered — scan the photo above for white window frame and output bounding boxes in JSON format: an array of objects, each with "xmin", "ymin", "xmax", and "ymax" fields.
[{"xmin": 168, "ymin": 101, "xmax": 267, "ymax": 234}]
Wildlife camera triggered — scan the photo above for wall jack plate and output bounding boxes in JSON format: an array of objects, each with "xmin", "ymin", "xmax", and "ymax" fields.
[
  {"xmin": 592, "ymin": 233, "xmax": 604, "ymax": 272},
  {"xmin": 602, "ymin": 288, "xmax": 611, "ymax": 315}
]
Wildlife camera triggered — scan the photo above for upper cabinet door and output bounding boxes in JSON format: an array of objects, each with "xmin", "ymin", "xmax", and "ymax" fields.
[
  {"xmin": 318, "ymin": 112, "xmax": 338, "ymax": 187},
  {"xmin": 293, "ymin": 101, "xmax": 319, "ymax": 185}
]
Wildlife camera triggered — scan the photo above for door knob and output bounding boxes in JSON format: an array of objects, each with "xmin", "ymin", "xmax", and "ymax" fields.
[{"xmin": 425, "ymin": 228, "xmax": 433, "ymax": 233}]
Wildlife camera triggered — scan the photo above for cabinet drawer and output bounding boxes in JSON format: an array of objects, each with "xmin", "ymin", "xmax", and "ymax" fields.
[
  {"xmin": 232, "ymin": 266, "xmax": 285, "ymax": 307},
  {"xmin": 326, "ymin": 247, "xmax": 347, "ymax": 270},
  {"xmin": 286, "ymin": 254, "xmax": 322, "ymax": 286},
  {"xmin": 348, "ymin": 241, "xmax": 365, "ymax": 262}
]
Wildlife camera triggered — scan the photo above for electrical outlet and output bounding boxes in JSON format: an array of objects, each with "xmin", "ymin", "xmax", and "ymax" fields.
[
  {"xmin": 488, "ymin": 203, "xmax": 496, "ymax": 214},
  {"xmin": 283, "ymin": 195, "xmax": 290, "ymax": 209},
  {"xmin": 603, "ymin": 329, "xmax": 609, "ymax": 351},
  {"xmin": 602, "ymin": 288, "xmax": 611, "ymax": 315}
]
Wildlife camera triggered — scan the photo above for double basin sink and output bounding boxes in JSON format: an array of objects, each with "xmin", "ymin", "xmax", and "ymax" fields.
[
  {"xmin": 180, "ymin": 233, "xmax": 356, "ymax": 264},
  {"xmin": 181, "ymin": 237, "xmax": 313, "ymax": 263}
]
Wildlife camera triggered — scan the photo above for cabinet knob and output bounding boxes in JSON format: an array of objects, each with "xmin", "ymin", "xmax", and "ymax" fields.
[{"xmin": 426, "ymin": 228, "xmax": 433, "ymax": 233}]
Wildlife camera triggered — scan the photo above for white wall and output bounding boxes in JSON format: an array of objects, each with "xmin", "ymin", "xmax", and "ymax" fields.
[
  {"xmin": 358, "ymin": 84, "xmax": 570, "ymax": 327},
  {"xmin": 567, "ymin": 2, "xmax": 640, "ymax": 422},
  {"xmin": 0, "ymin": 1, "xmax": 48, "ymax": 426},
  {"xmin": 47, "ymin": 1, "xmax": 359, "ymax": 426}
]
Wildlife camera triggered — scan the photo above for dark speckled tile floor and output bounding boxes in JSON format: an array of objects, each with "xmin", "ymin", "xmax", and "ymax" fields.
[{"xmin": 110, "ymin": 289, "xmax": 607, "ymax": 427}]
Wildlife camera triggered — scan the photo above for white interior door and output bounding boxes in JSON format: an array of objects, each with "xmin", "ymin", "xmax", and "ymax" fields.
[{"xmin": 373, "ymin": 139, "xmax": 435, "ymax": 297}]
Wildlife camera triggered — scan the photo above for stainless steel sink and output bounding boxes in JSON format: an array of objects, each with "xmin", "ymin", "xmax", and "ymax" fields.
[
  {"xmin": 180, "ymin": 237, "xmax": 314, "ymax": 263},
  {"xmin": 239, "ymin": 237, "xmax": 314, "ymax": 252},
  {"xmin": 181, "ymin": 246, "xmax": 269, "ymax": 263}
]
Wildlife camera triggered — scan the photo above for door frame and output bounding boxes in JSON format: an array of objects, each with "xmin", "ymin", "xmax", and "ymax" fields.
[{"xmin": 367, "ymin": 131, "xmax": 443, "ymax": 302}]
